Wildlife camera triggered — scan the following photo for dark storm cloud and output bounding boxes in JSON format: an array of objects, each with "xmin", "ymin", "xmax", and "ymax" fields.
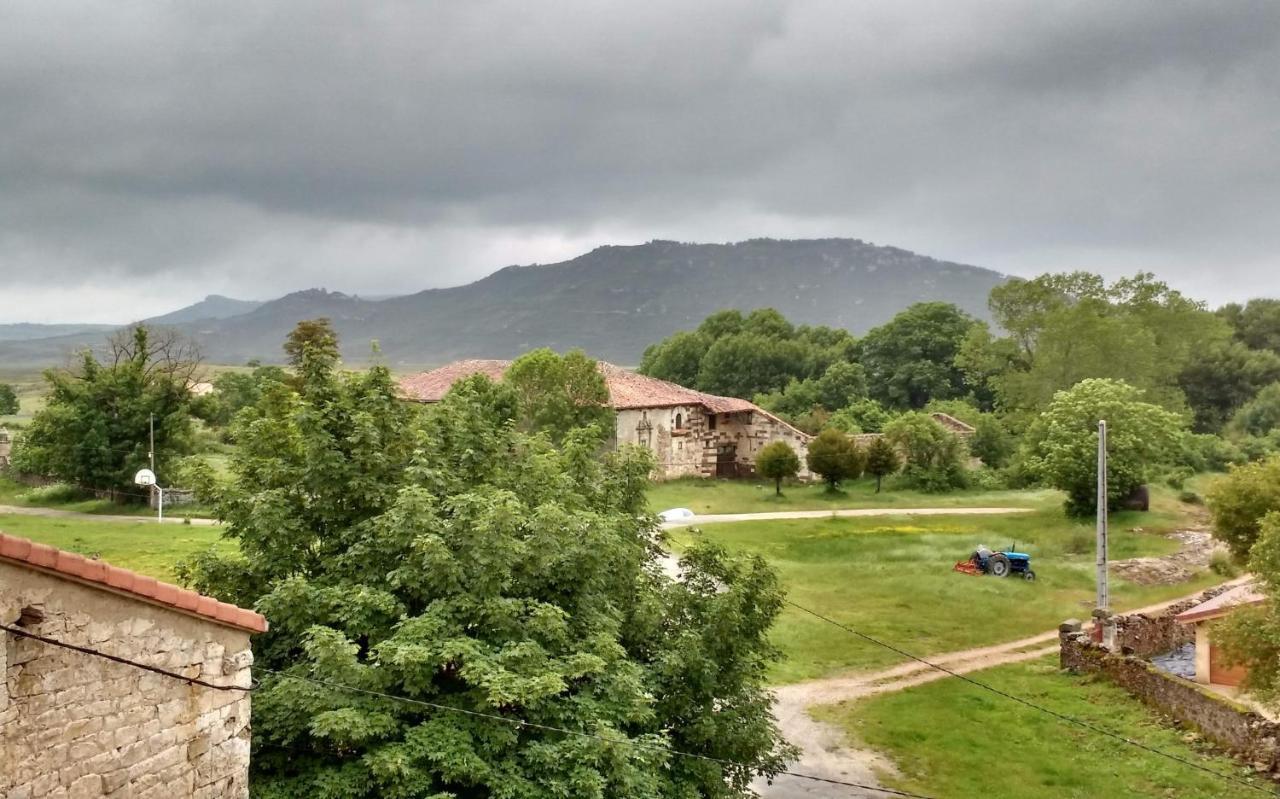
[{"xmin": 1, "ymin": 1, "xmax": 1277, "ymax": 321}]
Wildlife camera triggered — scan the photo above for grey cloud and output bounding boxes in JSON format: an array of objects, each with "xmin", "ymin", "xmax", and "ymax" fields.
[{"xmin": 1, "ymin": 0, "xmax": 1278, "ymax": 322}]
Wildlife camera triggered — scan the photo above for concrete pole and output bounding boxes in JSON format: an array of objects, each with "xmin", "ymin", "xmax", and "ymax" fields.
[{"xmin": 1096, "ymin": 419, "xmax": 1115, "ymax": 651}]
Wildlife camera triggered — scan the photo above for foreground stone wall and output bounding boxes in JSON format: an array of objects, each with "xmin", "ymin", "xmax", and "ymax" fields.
[
  {"xmin": 1, "ymin": 561, "xmax": 253, "ymax": 798},
  {"xmin": 1061, "ymin": 619, "xmax": 1280, "ymax": 772},
  {"xmin": 1110, "ymin": 583, "xmax": 1237, "ymax": 657}
]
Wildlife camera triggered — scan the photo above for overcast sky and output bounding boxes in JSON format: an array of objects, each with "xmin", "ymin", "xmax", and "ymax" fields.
[{"xmin": 2, "ymin": 1, "xmax": 1278, "ymax": 323}]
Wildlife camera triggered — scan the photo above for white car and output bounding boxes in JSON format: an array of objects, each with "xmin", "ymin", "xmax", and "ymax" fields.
[{"xmin": 657, "ymin": 507, "xmax": 696, "ymax": 523}]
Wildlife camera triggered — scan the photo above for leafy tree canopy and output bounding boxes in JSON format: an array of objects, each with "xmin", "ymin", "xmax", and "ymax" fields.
[
  {"xmin": 503, "ymin": 348, "xmax": 614, "ymax": 443},
  {"xmin": 0, "ymin": 383, "xmax": 17, "ymax": 416},
  {"xmin": 11, "ymin": 326, "xmax": 198, "ymax": 493},
  {"xmin": 805, "ymin": 429, "xmax": 864, "ymax": 489},
  {"xmin": 1220, "ymin": 298, "xmax": 1280, "ymax": 355},
  {"xmin": 1230, "ymin": 382, "xmax": 1280, "ymax": 438},
  {"xmin": 1178, "ymin": 341, "xmax": 1280, "ymax": 433},
  {"xmin": 1207, "ymin": 456, "xmax": 1280, "ymax": 559},
  {"xmin": 961, "ymin": 272, "xmax": 1228, "ymax": 414},
  {"xmin": 756, "ymin": 440, "xmax": 801, "ymax": 496},
  {"xmin": 864, "ymin": 436, "xmax": 901, "ymax": 493},
  {"xmin": 882, "ymin": 412, "xmax": 968, "ymax": 492},
  {"xmin": 192, "ymin": 361, "xmax": 290, "ymax": 429},
  {"xmin": 856, "ymin": 302, "xmax": 979, "ymax": 410},
  {"xmin": 1025, "ymin": 379, "xmax": 1184, "ymax": 516},
  {"xmin": 1217, "ymin": 512, "xmax": 1280, "ymax": 707},
  {"xmin": 184, "ymin": 334, "xmax": 793, "ymax": 797},
  {"xmin": 639, "ymin": 308, "xmax": 857, "ymax": 400}
]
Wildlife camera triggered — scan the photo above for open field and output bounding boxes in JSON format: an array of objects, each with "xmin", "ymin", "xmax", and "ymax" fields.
[
  {"xmin": 816, "ymin": 656, "xmax": 1269, "ymax": 799},
  {"xmin": 0, "ymin": 512, "xmax": 232, "ymax": 581},
  {"xmin": 648, "ymin": 476, "xmax": 1059, "ymax": 515},
  {"xmin": 673, "ymin": 496, "xmax": 1220, "ymax": 683}
]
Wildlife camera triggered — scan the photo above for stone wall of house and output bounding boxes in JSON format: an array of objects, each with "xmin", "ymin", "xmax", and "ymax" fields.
[
  {"xmin": 0, "ymin": 427, "xmax": 11, "ymax": 469},
  {"xmin": 1060, "ymin": 619, "xmax": 1280, "ymax": 772},
  {"xmin": 1108, "ymin": 584, "xmax": 1238, "ymax": 657},
  {"xmin": 1, "ymin": 561, "xmax": 253, "ymax": 798},
  {"xmin": 616, "ymin": 405, "xmax": 707, "ymax": 480}
]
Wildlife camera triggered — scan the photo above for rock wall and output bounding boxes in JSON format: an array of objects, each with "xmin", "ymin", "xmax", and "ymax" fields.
[
  {"xmin": 1060, "ymin": 619, "xmax": 1280, "ymax": 772},
  {"xmin": 1, "ymin": 561, "xmax": 253, "ymax": 798}
]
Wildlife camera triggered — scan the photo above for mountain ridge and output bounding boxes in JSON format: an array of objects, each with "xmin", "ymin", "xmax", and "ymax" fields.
[{"xmin": 0, "ymin": 238, "xmax": 1009, "ymax": 367}]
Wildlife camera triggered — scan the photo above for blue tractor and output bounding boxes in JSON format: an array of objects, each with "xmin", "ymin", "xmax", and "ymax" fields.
[{"xmin": 954, "ymin": 545, "xmax": 1035, "ymax": 581}]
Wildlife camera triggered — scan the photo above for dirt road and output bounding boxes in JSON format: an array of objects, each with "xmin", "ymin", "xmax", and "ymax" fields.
[{"xmin": 755, "ymin": 580, "xmax": 1246, "ymax": 798}]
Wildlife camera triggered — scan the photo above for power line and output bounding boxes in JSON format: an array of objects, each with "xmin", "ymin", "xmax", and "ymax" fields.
[
  {"xmin": 1, "ymin": 622, "xmax": 935, "ymax": 799},
  {"xmin": 782, "ymin": 600, "xmax": 1275, "ymax": 796}
]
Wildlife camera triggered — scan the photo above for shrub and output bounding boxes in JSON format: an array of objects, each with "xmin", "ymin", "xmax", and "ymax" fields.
[
  {"xmin": 1207, "ymin": 455, "xmax": 1280, "ymax": 559},
  {"xmin": 1179, "ymin": 490, "xmax": 1203, "ymax": 505},
  {"xmin": 883, "ymin": 412, "xmax": 968, "ymax": 493},
  {"xmin": 20, "ymin": 482, "xmax": 86, "ymax": 504},
  {"xmin": 864, "ymin": 436, "xmax": 901, "ymax": 493},
  {"xmin": 756, "ymin": 440, "xmax": 801, "ymax": 496},
  {"xmin": 1209, "ymin": 550, "xmax": 1238, "ymax": 578},
  {"xmin": 968, "ymin": 467, "xmax": 1008, "ymax": 491},
  {"xmin": 969, "ymin": 415, "xmax": 1014, "ymax": 469},
  {"xmin": 805, "ymin": 429, "xmax": 864, "ymax": 490}
]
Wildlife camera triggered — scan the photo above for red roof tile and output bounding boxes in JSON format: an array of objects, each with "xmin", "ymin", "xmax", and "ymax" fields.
[
  {"xmin": 0, "ymin": 532, "xmax": 268, "ymax": 634},
  {"xmin": 1174, "ymin": 583, "xmax": 1266, "ymax": 624}
]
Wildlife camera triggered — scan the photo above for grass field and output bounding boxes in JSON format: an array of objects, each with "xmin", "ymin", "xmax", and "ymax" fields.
[
  {"xmin": 0, "ymin": 512, "xmax": 232, "ymax": 581},
  {"xmin": 672, "ymin": 496, "xmax": 1221, "ymax": 683},
  {"xmin": 816, "ymin": 656, "xmax": 1268, "ymax": 799},
  {"xmin": 648, "ymin": 476, "xmax": 1058, "ymax": 515}
]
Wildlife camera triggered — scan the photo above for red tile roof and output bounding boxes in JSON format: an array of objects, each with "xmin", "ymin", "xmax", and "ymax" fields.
[
  {"xmin": 0, "ymin": 532, "xmax": 268, "ymax": 634},
  {"xmin": 1174, "ymin": 583, "xmax": 1265, "ymax": 624},
  {"xmin": 397, "ymin": 359, "xmax": 802, "ymax": 435}
]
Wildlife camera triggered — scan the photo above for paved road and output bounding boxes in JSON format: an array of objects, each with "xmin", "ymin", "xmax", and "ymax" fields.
[
  {"xmin": 0, "ymin": 504, "xmax": 219, "ymax": 526},
  {"xmin": 661, "ymin": 506, "xmax": 1033, "ymax": 528}
]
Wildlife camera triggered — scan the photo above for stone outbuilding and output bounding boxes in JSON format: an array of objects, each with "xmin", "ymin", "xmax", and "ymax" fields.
[
  {"xmin": 1174, "ymin": 582, "xmax": 1265, "ymax": 688},
  {"xmin": 399, "ymin": 360, "xmax": 812, "ymax": 480},
  {"xmin": 1, "ymin": 532, "xmax": 267, "ymax": 799}
]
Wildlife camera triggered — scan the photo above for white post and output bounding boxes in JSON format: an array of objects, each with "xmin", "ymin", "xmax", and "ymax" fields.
[
  {"xmin": 157, "ymin": 486, "xmax": 163, "ymax": 524},
  {"xmin": 1096, "ymin": 420, "xmax": 1114, "ymax": 650}
]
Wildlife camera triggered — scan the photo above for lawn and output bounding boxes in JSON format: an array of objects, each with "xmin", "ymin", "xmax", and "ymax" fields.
[
  {"xmin": 672, "ymin": 498, "xmax": 1223, "ymax": 683},
  {"xmin": 648, "ymin": 475, "xmax": 1059, "ymax": 515},
  {"xmin": 815, "ymin": 656, "xmax": 1269, "ymax": 799},
  {"xmin": 0, "ymin": 513, "xmax": 233, "ymax": 581}
]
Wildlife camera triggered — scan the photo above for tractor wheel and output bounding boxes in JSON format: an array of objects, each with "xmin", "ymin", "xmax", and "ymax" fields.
[
  {"xmin": 988, "ymin": 554, "xmax": 1011, "ymax": 578},
  {"xmin": 1023, "ymin": 570, "xmax": 1036, "ymax": 582}
]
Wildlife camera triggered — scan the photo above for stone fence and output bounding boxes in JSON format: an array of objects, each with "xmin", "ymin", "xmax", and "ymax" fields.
[
  {"xmin": 1061, "ymin": 598, "xmax": 1280, "ymax": 772},
  {"xmin": 1108, "ymin": 583, "xmax": 1237, "ymax": 658}
]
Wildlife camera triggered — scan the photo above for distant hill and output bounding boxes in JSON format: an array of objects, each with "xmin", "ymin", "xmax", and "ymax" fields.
[
  {"xmin": 0, "ymin": 322, "xmax": 114, "ymax": 343},
  {"xmin": 141, "ymin": 295, "xmax": 262, "ymax": 325},
  {"xmin": 0, "ymin": 239, "xmax": 1009, "ymax": 367}
]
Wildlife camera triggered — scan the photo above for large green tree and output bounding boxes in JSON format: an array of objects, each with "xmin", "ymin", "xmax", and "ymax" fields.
[
  {"xmin": 962, "ymin": 272, "xmax": 1227, "ymax": 413},
  {"xmin": 1229, "ymin": 382, "xmax": 1280, "ymax": 438},
  {"xmin": 639, "ymin": 308, "xmax": 858, "ymax": 400},
  {"xmin": 503, "ymin": 348, "xmax": 614, "ymax": 443},
  {"xmin": 1207, "ymin": 456, "xmax": 1280, "ymax": 559},
  {"xmin": 0, "ymin": 383, "xmax": 17, "ymax": 416},
  {"xmin": 184, "ymin": 343, "xmax": 793, "ymax": 797},
  {"xmin": 11, "ymin": 326, "xmax": 198, "ymax": 493},
  {"xmin": 1220, "ymin": 298, "xmax": 1280, "ymax": 355},
  {"xmin": 1178, "ymin": 342, "xmax": 1280, "ymax": 433},
  {"xmin": 856, "ymin": 302, "xmax": 978, "ymax": 409},
  {"xmin": 1024, "ymin": 379, "xmax": 1184, "ymax": 516}
]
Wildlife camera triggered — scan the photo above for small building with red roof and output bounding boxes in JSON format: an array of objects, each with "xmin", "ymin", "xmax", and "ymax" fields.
[
  {"xmin": 1174, "ymin": 582, "xmax": 1266, "ymax": 688},
  {"xmin": 1, "ymin": 531, "xmax": 266, "ymax": 798},
  {"xmin": 399, "ymin": 360, "xmax": 812, "ymax": 480}
]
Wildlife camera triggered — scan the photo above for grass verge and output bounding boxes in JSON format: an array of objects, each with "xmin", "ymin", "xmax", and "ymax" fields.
[
  {"xmin": 674, "ymin": 502, "xmax": 1222, "ymax": 683},
  {"xmin": 648, "ymin": 476, "xmax": 1059, "ymax": 515},
  {"xmin": 815, "ymin": 656, "xmax": 1269, "ymax": 799},
  {"xmin": 0, "ymin": 512, "xmax": 232, "ymax": 581}
]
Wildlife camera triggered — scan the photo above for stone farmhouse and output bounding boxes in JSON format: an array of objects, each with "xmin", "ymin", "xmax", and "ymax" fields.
[
  {"xmin": 399, "ymin": 360, "xmax": 812, "ymax": 480},
  {"xmin": 1174, "ymin": 583, "xmax": 1265, "ymax": 688},
  {"xmin": 1, "ymin": 531, "xmax": 267, "ymax": 799}
]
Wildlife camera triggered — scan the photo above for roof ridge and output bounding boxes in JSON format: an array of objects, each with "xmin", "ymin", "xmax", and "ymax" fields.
[{"xmin": 0, "ymin": 532, "xmax": 267, "ymax": 634}]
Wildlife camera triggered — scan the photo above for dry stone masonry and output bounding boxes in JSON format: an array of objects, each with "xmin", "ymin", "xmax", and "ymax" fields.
[{"xmin": 1, "ymin": 534, "xmax": 266, "ymax": 798}]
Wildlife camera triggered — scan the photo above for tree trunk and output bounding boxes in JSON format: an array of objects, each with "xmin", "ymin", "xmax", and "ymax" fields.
[
  {"xmin": 875, "ymin": 474, "xmax": 882, "ymax": 493},
  {"xmin": 775, "ymin": 477, "xmax": 782, "ymax": 496}
]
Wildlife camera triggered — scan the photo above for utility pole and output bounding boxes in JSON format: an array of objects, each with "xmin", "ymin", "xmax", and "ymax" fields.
[
  {"xmin": 149, "ymin": 413, "xmax": 155, "ymax": 473},
  {"xmin": 1095, "ymin": 419, "xmax": 1114, "ymax": 650}
]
